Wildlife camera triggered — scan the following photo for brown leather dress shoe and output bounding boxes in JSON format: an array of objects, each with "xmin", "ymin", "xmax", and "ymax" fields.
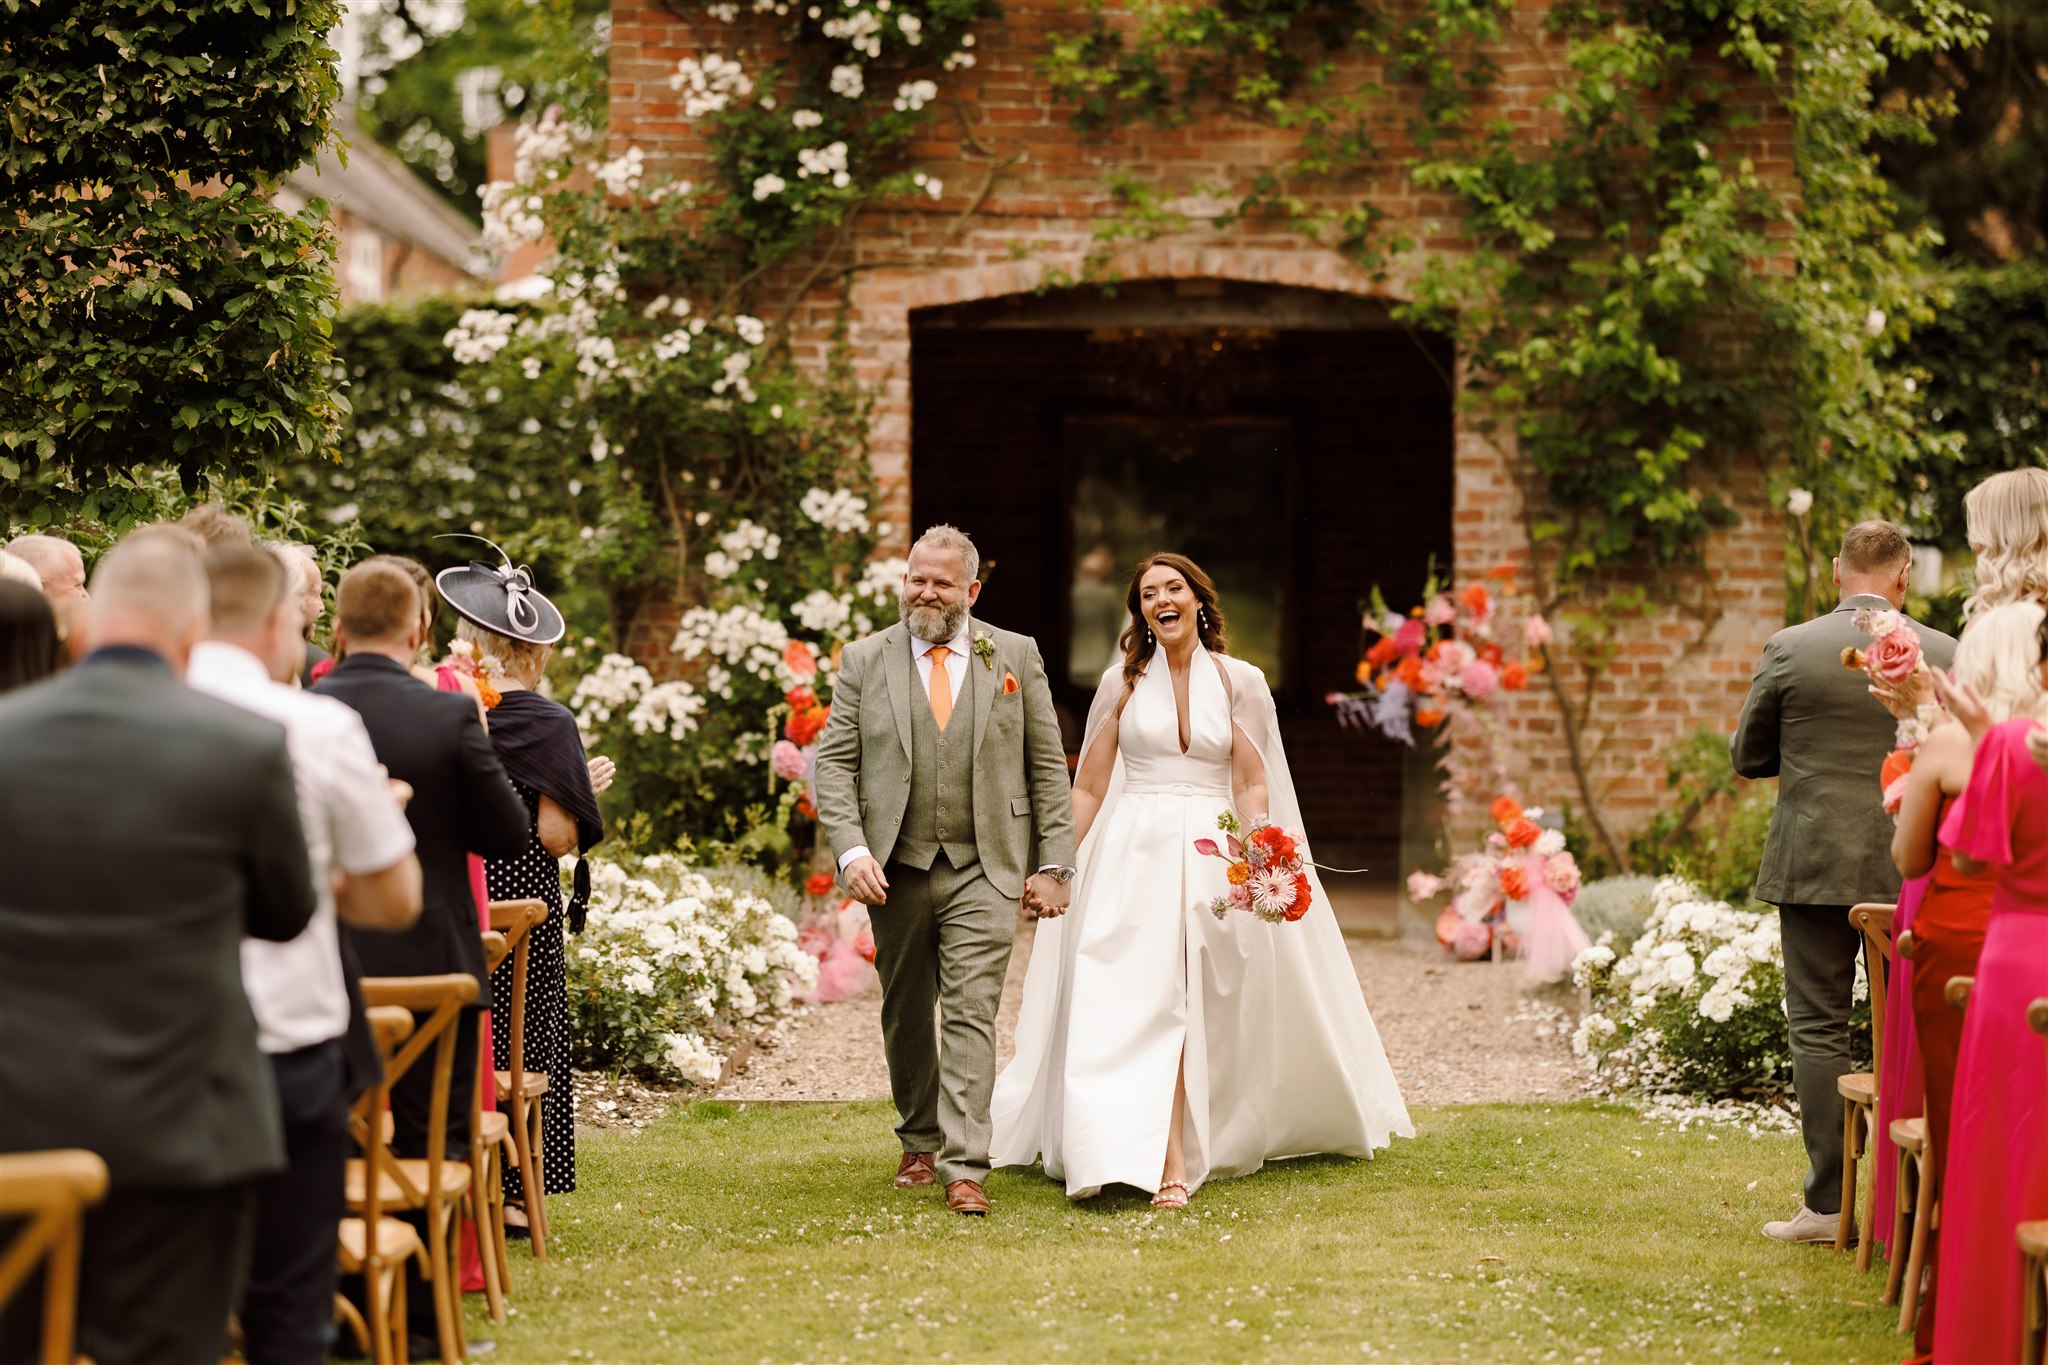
[
  {"xmin": 894, "ymin": 1152, "xmax": 936, "ymax": 1188},
  {"xmin": 946, "ymin": 1180, "xmax": 991, "ymax": 1216}
]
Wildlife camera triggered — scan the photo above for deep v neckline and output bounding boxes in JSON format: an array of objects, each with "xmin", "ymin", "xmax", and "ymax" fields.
[{"xmin": 1158, "ymin": 646, "xmax": 1203, "ymax": 756}]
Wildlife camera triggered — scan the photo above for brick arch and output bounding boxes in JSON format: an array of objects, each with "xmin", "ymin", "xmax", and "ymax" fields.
[{"xmin": 849, "ymin": 246, "xmax": 1420, "ymax": 542}]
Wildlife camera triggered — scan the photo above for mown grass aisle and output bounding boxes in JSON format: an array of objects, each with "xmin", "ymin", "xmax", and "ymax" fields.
[{"xmin": 468, "ymin": 1101, "xmax": 1901, "ymax": 1362}]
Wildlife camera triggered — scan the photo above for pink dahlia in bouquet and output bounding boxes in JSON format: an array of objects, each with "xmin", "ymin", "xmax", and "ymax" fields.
[{"xmin": 1196, "ymin": 809, "xmax": 1313, "ymax": 924}]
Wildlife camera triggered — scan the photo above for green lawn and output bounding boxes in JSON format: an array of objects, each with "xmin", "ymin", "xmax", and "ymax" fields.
[{"xmin": 465, "ymin": 1101, "xmax": 1906, "ymax": 1362}]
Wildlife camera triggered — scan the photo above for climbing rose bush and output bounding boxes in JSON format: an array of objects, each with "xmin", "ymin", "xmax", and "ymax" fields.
[
  {"xmin": 567, "ymin": 853, "xmax": 817, "ymax": 1084},
  {"xmin": 1571, "ymin": 878, "xmax": 1868, "ymax": 1100}
]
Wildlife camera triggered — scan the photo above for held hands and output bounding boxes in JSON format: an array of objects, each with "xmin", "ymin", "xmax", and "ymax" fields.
[
  {"xmin": 587, "ymin": 755, "xmax": 617, "ymax": 796},
  {"xmin": 1021, "ymin": 870, "xmax": 1070, "ymax": 920},
  {"xmin": 843, "ymin": 855, "xmax": 890, "ymax": 907}
]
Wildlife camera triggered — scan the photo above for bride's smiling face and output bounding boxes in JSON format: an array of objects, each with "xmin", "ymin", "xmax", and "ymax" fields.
[{"xmin": 1139, "ymin": 565, "xmax": 1200, "ymax": 648}]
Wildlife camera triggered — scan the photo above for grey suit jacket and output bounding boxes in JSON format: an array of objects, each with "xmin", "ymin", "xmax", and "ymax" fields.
[
  {"xmin": 812, "ymin": 618, "xmax": 1077, "ymax": 900},
  {"xmin": 1730, "ymin": 596, "xmax": 1957, "ymax": 907},
  {"xmin": 0, "ymin": 649, "xmax": 317, "ymax": 1188}
]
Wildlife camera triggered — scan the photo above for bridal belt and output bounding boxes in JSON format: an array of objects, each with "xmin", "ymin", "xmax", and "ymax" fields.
[{"xmin": 1122, "ymin": 781, "xmax": 1233, "ymax": 798}]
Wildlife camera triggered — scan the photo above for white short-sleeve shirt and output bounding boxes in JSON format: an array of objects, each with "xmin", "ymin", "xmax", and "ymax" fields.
[{"xmin": 187, "ymin": 641, "xmax": 417, "ymax": 1054}]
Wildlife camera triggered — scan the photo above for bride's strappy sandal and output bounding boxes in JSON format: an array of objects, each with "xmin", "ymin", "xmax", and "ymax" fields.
[{"xmin": 1151, "ymin": 1181, "xmax": 1190, "ymax": 1210}]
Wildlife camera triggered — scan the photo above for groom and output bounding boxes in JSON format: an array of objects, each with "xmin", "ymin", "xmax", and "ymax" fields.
[{"xmin": 813, "ymin": 524, "xmax": 1076, "ymax": 1216}]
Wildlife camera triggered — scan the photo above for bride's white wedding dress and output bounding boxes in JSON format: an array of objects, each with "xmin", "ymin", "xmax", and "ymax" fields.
[{"xmin": 991, "ymin": 645, "xmax": 1412, "ymax": 1198}]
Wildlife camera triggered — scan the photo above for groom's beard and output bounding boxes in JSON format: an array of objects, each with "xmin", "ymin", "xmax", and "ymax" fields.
[{"xmin": 900, "ymin": 593, "xmax": 967, "ymax": 644}]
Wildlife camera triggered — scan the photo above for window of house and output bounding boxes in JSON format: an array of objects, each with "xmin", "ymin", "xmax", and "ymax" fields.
[{"xmin": 347, "ymin": 227, "xmax": 386, "ymax": 303}]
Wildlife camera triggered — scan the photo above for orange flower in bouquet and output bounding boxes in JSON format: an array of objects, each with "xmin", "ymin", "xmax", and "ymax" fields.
[
  {"xmin": 1504, "ymin": 817, "xmax": 1542, "ymax": 850},
  {"xmin": 1490, "ymin": 796, "xmax": 1524, "ymax": 825},
  {"xmin": 1460, "ymin": 583, "xmax": 1492, "ymax": 617},
  {"xmin": 1500, "ymin": 661, "xmax": 1529, "ymax": 691},
  {"xmin": 785, "ymin": 684, "xmax": 818, "ymax": 713},
  {"xmin": 804, "ymin": 871, "xmax": 837, "ymax": 899},
  {"xmin": 1498, "ymin": 864, "xmax": 1531, "ymax": 901},
  {"xmin": 785, "ymin": 703, "xmax": 830, "ymax": 746},
  {"xmin": 1415, "ymin": 708, "xmax": 1445, "ymax": 728}
]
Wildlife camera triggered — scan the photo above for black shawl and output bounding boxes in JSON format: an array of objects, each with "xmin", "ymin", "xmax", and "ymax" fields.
[{"xmin": 488, "ymin": 690, "xmax": 604, "ymax": 930}]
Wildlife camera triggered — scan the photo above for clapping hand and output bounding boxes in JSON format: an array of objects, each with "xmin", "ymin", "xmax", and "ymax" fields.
[
  {"xmin": 587, "ymin": 755, "xmax": 617, "ymax": 796},
  {"xmin": 1928, "ymin": 668, "xmax": 1992, "ymax": 744}
]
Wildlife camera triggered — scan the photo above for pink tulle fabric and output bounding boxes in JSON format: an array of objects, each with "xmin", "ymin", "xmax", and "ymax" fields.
[
  {"xmin": 1933, "ymin": 719, "xmax": 2048, "ymax": 1365},
  {"xmin": 1515, "ymin": 879, "xmax": 1590, "ymax": 982},
  {"xmin": 1870, "ymin": 867, "xmax": 1930, "ymax": 1261},
  {"xmin": 798, "ymin": 900, "xmax": 877, "ymax": 1004}
]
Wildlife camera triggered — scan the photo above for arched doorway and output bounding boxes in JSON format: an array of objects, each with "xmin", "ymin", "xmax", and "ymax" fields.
[{"xmin": 908, "ymin": 279, "xmax": 1455, "ymax": 929}]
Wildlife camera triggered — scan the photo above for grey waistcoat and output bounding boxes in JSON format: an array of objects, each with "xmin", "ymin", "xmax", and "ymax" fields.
[{"xmin": 894, "ymin": 682, "xmax": 979, "ymax": 871}]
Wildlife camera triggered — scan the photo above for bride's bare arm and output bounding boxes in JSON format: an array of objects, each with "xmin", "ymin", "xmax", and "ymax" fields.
[
  {"xmin": 1071, "ymin": 717, "xmax": 1121, "ymax": 848},
  {"xmin": 1230, "ymin": 721, "xmax": 1269, "ymax": 820}
]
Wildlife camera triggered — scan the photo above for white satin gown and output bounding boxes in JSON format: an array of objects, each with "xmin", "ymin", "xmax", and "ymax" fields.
[{"xmin": 991, "ymin": 647, "xmax": 1412, "ymax": 1198}]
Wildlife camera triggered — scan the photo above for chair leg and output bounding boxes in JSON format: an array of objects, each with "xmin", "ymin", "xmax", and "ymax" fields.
[
  {"xmin": 1884, "ymin": 1146, "xmax": 1912, "ymax": 1306},
  {"xmin": 426, "ymin": 1206, "xmax": 463, "ymax": 1365},
  {"xmin": 526, "ymin": 1096, "xmax": 551, "ymax": 1259},
  {"xmin": 42, "ymin": 1212, "xmax": 82, "ymax": 1365},
  {"xmin": 488, "ymin": 1139, "xmax": 514, "ymax": 1303},
  {"xmin": 1837, "ymin": 1102, "xmax": 1861, "ymax": 1252},
  {"xmin": 1899, "ymin": 1161, "xmax": 1934, "ymax": 1335},
  {"xmin": 364, "ymin": 1257, "xmax": 390, "ymax": 1365},
  {"xmin": 473, "ymin": 1156, "xmax": 506, "ymax": 1323},
  {"xmin": 392, "ymin": 1266, "xmax": 409, "ymax": 1365},
  {"xmin": 1858, "ymin": 1130, "xmax": 1881, "ymax": 1274}
]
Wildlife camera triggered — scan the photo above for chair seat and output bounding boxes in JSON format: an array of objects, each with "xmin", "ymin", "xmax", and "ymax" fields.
[
  {"xmin": 1891, "ymin": 1116, "xmax": 1928, "ymax": 1153},
  {"xmin": 345, "ymin": 1157, "xmax": 474, "ymax": 1209},
  {"xmin": 337, "ymin": 1215, "xmax": 424, "ymax": 1271},
  {"xmin": 1838, "ymin": 1072, "xmax": 1877, "ymax": 1105},
  {"xmin": 478, "ymin": 1110, "xmax": 510, "ymax": 1144},
  {"xmin": 2020, "ymin": 1221, "xmax": 2048, "ymax": 1257},
  {"xmin": 494, "ymin": 1070, "xmax": 550, "ymax": 1103}
]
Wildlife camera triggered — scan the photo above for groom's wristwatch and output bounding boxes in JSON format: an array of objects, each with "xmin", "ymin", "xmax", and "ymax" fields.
[{"xmin": 1038, "ymin": 865, "xmax": 1076, "ymax": 884}]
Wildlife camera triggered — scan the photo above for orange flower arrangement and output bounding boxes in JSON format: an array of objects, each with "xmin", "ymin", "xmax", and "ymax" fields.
[
  {"xmin": 1459, "ymin": 583, "xmax": 1492, "ymax": 616},
  {"xmin": 1504, "ymin": 817, "xmax": 1542, "ymax": 850},
  {"xmin": 1498, "ymin": 865, "xmax": 1531, "ymax": 901},
  {"xmin": 785, "ymin": 703, "xmax": 830, "ymax": 746},
  {"xmin": 1500, "ymin": 661, "xmax": 1529, "ymax": 691},
  {"xmin": 1415, "ymin": 708, "xmax": 1446, "ymax": 728},
  {"xmin": 1490, "ymin": 796, "xmax": 1524, "ymax": 825},
  {"xmin": 804, "ymin": 871, "xmax": 837, "ymax": 898}
]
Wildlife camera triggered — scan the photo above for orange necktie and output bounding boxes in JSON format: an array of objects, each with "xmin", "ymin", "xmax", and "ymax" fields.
[{"xmin": 927, "ymin": 645, "xmax": 953, "ymax": 731}]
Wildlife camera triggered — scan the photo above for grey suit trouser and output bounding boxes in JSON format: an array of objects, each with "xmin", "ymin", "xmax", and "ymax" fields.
[
  {"xmin": 1779, "ymin": 903, "xmax": 1863, "ymax": 1217},
  {"xmin": 874, "ymin": 852, "xmax": 1016, "ymax": 1187}
]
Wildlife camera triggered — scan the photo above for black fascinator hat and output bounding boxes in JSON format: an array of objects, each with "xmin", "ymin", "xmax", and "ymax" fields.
[{"xmin": 433, "ymin": 535, "xmax": 566, "ymax": 645}]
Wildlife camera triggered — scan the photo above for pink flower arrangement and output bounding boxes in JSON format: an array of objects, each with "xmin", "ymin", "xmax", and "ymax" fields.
[
  {"xmin": 1409, "ymin": 794, "xmax": 1585, "ymax": 964},
  {"xmin": 1843, "ymin": 606, "xmax": 1923, "ymax": 687},
  {"xmin": 770, "ymin": 739, "xmax": 809, "ymax": 781},
  {"xmin": 1331, "ymin": 571, "xmax": 1543, "ymax": 750},
  {"xmin": 1196, "ymin": 810, "xmax": 1314, "ymax": 924}
]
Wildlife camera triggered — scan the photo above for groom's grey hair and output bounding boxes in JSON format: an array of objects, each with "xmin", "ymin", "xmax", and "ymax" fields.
[{"xmin": 912, "ymin": 524, "xmax": 980, "ymax": 583}]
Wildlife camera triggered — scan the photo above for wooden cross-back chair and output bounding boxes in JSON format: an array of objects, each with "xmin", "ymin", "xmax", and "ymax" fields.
[
  {"xmin": 337, "ymin": 1005, "xmax": 422, "ymax": 1365},
  {"xmin": 1838, "ymin": 902, "xmax": 1895, "ymax": 1257},
  {"xmin": 0, "ymin": 1149, "xmax": 108, "ymax": 1365},
  {"xmin": 353, "ymin": 974, "xmax": 479, "ymax": 1365},
  {"xmin": 488, "ymin": 898, "xmax": 553, "ymax": 1261}
]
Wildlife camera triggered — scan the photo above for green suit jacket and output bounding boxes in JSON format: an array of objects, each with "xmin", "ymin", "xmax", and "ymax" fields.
[
  {"xmin": 1730, "ymin": 595, "xmax": 1957, "ymax": 907},
  {"xmin": 813, "ymin": 618, "xmax": 1077, "ymax": 900}
]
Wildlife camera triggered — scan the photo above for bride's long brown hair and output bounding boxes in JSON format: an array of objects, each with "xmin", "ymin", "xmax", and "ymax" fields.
[{"xmin": 1119, "ymin": 552, "xmax": 1229, "ymax": 693}]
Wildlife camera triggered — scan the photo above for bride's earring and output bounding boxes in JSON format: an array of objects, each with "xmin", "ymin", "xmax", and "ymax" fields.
[{"xmin": 1198, "ymin": 608, "xmax": 1207, "ymax": 629}]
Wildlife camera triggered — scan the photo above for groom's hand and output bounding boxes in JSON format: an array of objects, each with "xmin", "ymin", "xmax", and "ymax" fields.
[
  {"xmin": 1025, "ymin": 871, "xmax": 1069, "ymax": 918},
  {"xmin": 843, "ymin": 856, "xmax": 890, "ymax": 906}
]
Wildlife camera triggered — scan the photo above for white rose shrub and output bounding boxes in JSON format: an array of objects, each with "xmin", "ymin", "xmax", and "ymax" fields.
[
  {"xmin": 1571, "ymin": 877, "xmax": 1868, "ymax": 1100},
  {"xmin": 569, "ymin": 853, "xmax": 818, "ymax": 1084}
]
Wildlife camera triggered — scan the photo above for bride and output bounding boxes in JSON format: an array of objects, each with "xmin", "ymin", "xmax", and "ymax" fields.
[{"xmin": 991, "ymin": 553, "xmax": 1412, "ymax": 1207}]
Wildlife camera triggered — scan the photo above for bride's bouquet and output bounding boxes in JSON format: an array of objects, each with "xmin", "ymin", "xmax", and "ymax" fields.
[{"xmin": 1196, "ymin": 809, "xmax": 1313, "ymax": 924}]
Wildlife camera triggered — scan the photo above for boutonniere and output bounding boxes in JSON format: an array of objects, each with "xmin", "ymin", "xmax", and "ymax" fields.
[{"xmin": 972, "ymin": 630, "xmax": 994, "ymax": 670}]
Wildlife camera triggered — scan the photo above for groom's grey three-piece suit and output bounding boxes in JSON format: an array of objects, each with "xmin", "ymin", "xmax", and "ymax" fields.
[
  {"xmin": 1732, "ymin": 593, "xmax": 1956, "ymax": 1218},
  {"xmin": 814, "ymin": 618, "xmax": 1076, "ymax": 1187}
]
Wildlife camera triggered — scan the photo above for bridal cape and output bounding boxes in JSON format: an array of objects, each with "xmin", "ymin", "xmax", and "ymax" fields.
[{"xmin": 991, "ymin": 646, "xmax": 1412, "ymax": 1197}]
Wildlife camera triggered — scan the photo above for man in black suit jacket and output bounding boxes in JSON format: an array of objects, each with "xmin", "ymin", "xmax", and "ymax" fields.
[
  {"xmin": 0, "ymin": 534, "xmax": 317, "ymax": 1365},
  {"xmin": 313, "ymin": 558, "xmax": 528, "ymax": 1354}
]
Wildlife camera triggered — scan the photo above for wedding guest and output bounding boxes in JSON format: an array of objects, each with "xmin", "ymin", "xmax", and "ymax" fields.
[
  {"xmin": 1927, "ymin": 603, "xmax": 2048, "ymax": 1364},
  {"xmin": 285, "ymin": 544, "xmax": 332, "ymax": 685},
  {"xmin": 435, "ymin": 555, "xmax": 610, "ymax": 1230},
  {"xmin": 1731, "ymin": 520, "xmax": 1957, "ymax": 1244},
  {"xmin": 0, "ymin": 581, "xmax": 61, "ymax": 695},
  {"xmin": 188, "ymin": 544, "xmax": 423, "ymax": 1365},
  {"xmin": 0, "ymin": 535, "xmax": 316, "ymax": 1365},
  {"xmin": 3, "ymin": 532, "xmax": 88, "ymax": 611},
  {"xmin": 1889, "ymin": 602, "xmax": 2042, "ymax": 1350},
  {"xmin": 313, "ymin": 558, "xmax": 528, "ymax": 1357},
  {"xmin": 176, "ymin": 501, "xmax": 256, "ymax": 547}
]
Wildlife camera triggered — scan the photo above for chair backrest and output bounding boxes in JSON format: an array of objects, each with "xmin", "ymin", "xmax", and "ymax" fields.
[
  {"xmin": 481, "ymin": 930, "xmax": 510, "ymax": 976},
  {"xmin": 360, "ymin": 975, "xmax": 479, "ymax": 1205},
  {"xmin": 352, "ymin": 1006, "xmax": 418, "ymax": 1234},
  {"xmin": 488, "ymin": 900, "xmax": 547, "ymax": 1103},
  {"xmin": 0, "ymin": 1149, "xmax": 109, "ymax": 1365},
  {"xmin": 1849, "ymin": 902, "xmax": 1896, "ymax": 1077}
]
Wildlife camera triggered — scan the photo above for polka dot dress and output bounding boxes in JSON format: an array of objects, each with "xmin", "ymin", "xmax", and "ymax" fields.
[{"xmin": 487, "ymin": 780, "xmax": 575, "ymax": 1198}]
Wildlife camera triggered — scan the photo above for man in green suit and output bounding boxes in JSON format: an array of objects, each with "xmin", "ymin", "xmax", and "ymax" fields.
[
  {"xmin": 814, "ymin": 525, "xmax": 1077, "ymax": 1216},
  {"xmin": 1732, "ymin": 520, "xmax": 1956, "ymax": 1245}
]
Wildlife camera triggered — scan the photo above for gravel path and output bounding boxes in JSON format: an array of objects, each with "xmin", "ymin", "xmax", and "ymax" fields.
[{"xmin": 719, "ymin": 921, "xmax": 1587, "ymax": 1106}]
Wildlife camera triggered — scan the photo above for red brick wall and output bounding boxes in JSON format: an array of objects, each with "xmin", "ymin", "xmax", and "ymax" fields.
[{"xmin": 610, "ymin": 0, "xmax": 1794, "ymax": 844}]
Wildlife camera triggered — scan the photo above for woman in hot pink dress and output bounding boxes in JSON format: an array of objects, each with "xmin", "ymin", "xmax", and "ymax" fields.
[{"xmin": 1930, "ymin": 638, "xmax": 2048, "ymax": 1361}]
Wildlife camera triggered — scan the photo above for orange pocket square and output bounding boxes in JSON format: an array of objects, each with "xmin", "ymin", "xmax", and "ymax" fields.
[{"xmin": 1002, "ymin": 671, "xmax": 1020, "ymax": 694}]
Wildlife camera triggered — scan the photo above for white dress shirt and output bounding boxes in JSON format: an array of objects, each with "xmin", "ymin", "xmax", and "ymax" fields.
[{"xmin": 187, "ymin": 641, "xmax": 417, "ymax": 1054}]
